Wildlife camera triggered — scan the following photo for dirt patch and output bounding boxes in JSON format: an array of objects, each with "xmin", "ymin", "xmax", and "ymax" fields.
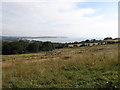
[{"xmin": 62, "ymin": 56, "xmax": 71, "ymax": 60}]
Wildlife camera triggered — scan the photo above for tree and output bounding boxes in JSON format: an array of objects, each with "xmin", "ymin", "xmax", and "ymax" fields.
[
  {"xmin": 38, "ymin": 41, "xmax": 43, "ymax": 51},
  {"xmin": 2, "ymin": 41, "xmax": 26, "ymax": 54},
  {"xmin": 18, "ymin": 40, "xmax": 29, "ymax": 53},
  {"xmin": 10, "ymin": 41, "xmax": 27, "ymax": 54},
  {"xmin": 27, "ymin": 42, "xmax": 39, "ymax": 52},
  {"xmin": 41, "ymin": 41, "xmax": 54, "ymax": 51},
  {"xmin": 85, "ymin": 39, "xmax": 90, "ymax": 43},
  {"xmin": 73, "ymin": 41, "xmax": 79, "ymax": 44},
  {"xmin": 91, "ymin": 39, "xmax": 97, "ymax": 43},
  {"xmin": 2, "ymin": 42, "xmax": 11, "ymax": 55},
  {"xmin": 104, "ymin": 37, "xmax": 112, "ymax": 40}
]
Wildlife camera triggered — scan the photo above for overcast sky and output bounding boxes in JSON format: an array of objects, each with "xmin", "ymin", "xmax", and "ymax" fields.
[{"xmin": 1, "ymin": 0, "xmax": 118, "ymax": 38}]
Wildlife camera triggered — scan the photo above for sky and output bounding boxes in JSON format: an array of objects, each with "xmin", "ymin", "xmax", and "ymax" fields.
[{"xmin": 1, "ymin": 0, "xmax": 119, "ymax": 38}]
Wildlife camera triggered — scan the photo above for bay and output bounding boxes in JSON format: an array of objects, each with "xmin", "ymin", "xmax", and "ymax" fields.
[{"xmin": 26, "ymin": 37, "xmax": 102, "ymax": 43}]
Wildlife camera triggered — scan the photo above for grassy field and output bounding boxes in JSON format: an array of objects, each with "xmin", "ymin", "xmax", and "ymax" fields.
[{"xmin": 2, "ymin": 44, "xmax": 120, "ymax": 88}]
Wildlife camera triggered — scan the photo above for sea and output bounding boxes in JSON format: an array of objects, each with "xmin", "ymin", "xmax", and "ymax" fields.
[{"xmin": 27, "ymin": 37, "xmax": 103, "ymax": 43}]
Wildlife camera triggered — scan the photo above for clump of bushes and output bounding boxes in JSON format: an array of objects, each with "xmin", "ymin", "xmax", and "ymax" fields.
[{"xmin": 2, "ymin": 40, "xmax": 66, "ymax": 55}]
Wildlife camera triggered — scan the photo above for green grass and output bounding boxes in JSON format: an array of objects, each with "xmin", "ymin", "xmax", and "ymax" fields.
[{"xmin": 2, "ymin": 44, "xmax": 120, "ymax": 88}]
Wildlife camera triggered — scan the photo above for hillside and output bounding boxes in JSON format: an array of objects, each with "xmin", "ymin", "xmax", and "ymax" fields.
[{"xmin": 2, "ymin": 44, "xmax": 119, "ymax": 88}]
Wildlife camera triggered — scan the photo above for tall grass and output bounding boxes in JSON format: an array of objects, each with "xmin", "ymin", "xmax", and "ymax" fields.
[{"xmin": 2, "ymin": 44, "xmax": 119, "ymax": 88}]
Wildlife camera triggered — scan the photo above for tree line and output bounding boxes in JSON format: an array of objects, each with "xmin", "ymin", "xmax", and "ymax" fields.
[
  {"xmin": 2, "ymin": 40, "xmax": 66, "ymax": 55},
  {"xmin": 67, "ymin": 37, "xmax": 117, "ymax": 44},
  {"xmin": 2, "ymin": 37, "xmax": 118, "ymax": 55}
]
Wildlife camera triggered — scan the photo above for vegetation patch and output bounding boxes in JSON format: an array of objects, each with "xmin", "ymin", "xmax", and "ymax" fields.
[{"xmin": 2, "ymin": 44, "xmax": 119, "ymax": 88}]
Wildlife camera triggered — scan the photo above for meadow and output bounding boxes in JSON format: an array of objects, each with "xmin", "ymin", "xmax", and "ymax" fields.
[{"xmin": 2, "ymin": 44, "xmax": 119, "ymax": 88}]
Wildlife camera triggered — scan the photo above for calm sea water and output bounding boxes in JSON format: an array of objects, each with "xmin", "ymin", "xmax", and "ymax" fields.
[{"xmin": 27, "ymin": 37, "xmax": 103, "ymax": 43}]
